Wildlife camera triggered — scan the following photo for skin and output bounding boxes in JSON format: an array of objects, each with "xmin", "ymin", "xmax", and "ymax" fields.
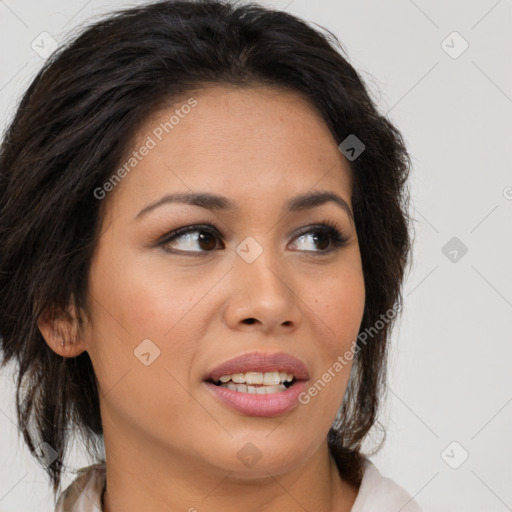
[{"xmin": 39, "ymin": 84, "xmax": 366, "ymax": 512}]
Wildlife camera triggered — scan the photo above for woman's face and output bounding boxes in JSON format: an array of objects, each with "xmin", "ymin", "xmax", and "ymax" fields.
[{"xmin": 82, "ymin": 84, "xmax": 365, "ymax": 478}]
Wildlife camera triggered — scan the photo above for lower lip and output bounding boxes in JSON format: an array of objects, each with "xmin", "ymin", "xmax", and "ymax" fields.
[{"xmin": 204, "ymin": 380, "xmax": 308, "ymax": 417}]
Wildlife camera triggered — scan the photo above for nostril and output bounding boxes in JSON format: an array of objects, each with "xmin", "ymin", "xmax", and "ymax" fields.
[{"xmin": 243, "ymin": 318, "xmax": 257, "ymax": 324}]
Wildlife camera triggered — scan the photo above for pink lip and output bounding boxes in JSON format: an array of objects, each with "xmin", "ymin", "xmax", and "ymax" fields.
[
  {"xmin": 204, "ymin": 351, "xmax": 310, "ymax": 382},
  {"xmin": 203, "ymin": 352, "xmax": 310, "ymax": 417},
  {"xmin": 204, "ymin": 380, "xmax": 308, "ymax": 417}
]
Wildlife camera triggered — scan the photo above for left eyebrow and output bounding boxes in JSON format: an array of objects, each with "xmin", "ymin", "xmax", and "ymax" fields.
[
  {"xmin": 287, "ymin": 191, "xmax": 354, "ymax": 222},
  {"xmin": 134, "ymin": 190, "xmax": 354, "ymax": 222}
]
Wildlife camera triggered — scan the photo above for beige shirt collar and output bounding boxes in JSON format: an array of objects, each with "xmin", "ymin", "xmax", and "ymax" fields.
[{"xmin": 55, "ymin": 462, "xmax": 106, "ymax": 512}]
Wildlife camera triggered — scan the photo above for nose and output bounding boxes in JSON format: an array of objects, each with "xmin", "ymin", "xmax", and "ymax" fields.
[{"xmin": 222, "ymin": 245, "xmax": 303, "ymax": 335}]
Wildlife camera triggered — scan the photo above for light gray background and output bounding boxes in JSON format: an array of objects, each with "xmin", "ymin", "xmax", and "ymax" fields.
[{"xmin": 1, "ymin": 1, "xmax": 511, "ymax": 511}]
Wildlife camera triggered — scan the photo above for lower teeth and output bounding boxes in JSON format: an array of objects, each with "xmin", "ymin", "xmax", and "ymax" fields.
[{"xmin": 220, "ymin": 383, "xmax": 287, "ymax": 394}]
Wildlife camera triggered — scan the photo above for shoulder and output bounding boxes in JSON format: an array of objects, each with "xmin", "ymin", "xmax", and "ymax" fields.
[
  {"xmin": 350, "ymin": 459, "xmax": 424, "ymax": 512},
  {"xmin": 55, "ymin": 462, "xmax": 106, "ymax": 512}
]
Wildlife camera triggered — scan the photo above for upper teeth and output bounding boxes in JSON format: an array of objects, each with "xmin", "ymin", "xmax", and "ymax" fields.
[{"xmin": 218, "ymin": 371, "xmax": 294, "ymax": 385}]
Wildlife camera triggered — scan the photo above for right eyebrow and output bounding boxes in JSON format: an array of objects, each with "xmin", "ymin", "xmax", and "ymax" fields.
[{"xmin": 134, "ymin": 192, "xmax": 235, "ymax": 220}]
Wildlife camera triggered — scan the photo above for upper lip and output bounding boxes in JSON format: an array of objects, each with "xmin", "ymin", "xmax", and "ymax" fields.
[{"xmin": 205, "ymin": 352, "xmax": 310, "ymax": 382}]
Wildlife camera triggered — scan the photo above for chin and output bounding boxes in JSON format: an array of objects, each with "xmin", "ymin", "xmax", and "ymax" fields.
[{"xmin": 201, "ymin": 435, "xmax": 318, "ymax": 479}]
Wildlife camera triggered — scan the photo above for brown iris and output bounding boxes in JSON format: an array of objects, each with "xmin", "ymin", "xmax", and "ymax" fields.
[{"xmin": 198, "ymin": 231, "xmax": 217, "ymax": 251}]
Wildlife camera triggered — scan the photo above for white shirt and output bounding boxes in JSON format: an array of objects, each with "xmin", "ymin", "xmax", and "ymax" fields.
[
  {"xmin": 55, "ymin": 459, "xmax": 423, "ymax": 511},
  {"xmin": 350, "ymin": 459, "xmax": 424, "ymax": 512}
]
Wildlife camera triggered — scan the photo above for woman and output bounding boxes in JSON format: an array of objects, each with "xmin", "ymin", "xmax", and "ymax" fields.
[{"xmin": 0, "ymin": 1, "xmax": 421, "ymax": 510}]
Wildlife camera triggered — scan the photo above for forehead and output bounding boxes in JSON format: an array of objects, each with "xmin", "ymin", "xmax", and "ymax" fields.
[{"xmin": 106, "ymin": 84, "xmax": 353, "ymax": 215}]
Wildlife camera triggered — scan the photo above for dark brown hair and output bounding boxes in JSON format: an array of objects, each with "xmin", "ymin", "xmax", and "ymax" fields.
[{"xmin": 0, "ymin": 0, "xmax": 413, "ymax": 500}]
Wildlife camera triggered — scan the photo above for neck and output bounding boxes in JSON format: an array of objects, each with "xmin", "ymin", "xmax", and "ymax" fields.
[{"xmin": 101, "ymin": 422, "xmax": 359, "ymax": 512}]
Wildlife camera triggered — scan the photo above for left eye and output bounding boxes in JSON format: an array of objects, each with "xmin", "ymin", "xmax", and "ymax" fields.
[{"xmin": 290, "ymin": 224, "xmax": 348, "ymax": 252}]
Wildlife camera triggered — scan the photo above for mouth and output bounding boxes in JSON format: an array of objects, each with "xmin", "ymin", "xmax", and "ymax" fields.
[
  {"xmin": 209, "ymin": 370, "xmax": 297, "ymax": 394},
  {"xmin": 203, "ymin": 352, "xmax": 309, "ymax": 417}
]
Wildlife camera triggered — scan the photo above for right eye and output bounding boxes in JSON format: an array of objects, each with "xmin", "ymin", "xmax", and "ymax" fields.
[{"xmin": 159, "ymin": 224, "xmax": 225, "ymax": 254}]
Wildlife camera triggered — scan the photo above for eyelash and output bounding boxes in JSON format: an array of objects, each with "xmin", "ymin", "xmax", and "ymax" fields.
[{"xmin": 157, "ymin": 218, "xmax": 350, "ymax": 256}]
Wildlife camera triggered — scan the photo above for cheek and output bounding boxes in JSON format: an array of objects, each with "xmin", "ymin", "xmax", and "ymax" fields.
[
  {"xmin": 88, "ymin": 240, "xmax": 195, "ymax": 338},
  {"xmin": 84, "ymin": 255, "xmax": 203, "ymax": 428},
  {"xmin": 307, "ymin": 267, "xmax": 365, "ymax": 345},
  {"xmin": 292, "ymin": 261, "xmax": 364, "ymax": 403},
  {"xmin": 117, "ymin": 268, "xmax": 219, "ymax": 344},
  {"xmin": 85, "ymin": 247, "xmax": 219, "ymax": 381}
]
